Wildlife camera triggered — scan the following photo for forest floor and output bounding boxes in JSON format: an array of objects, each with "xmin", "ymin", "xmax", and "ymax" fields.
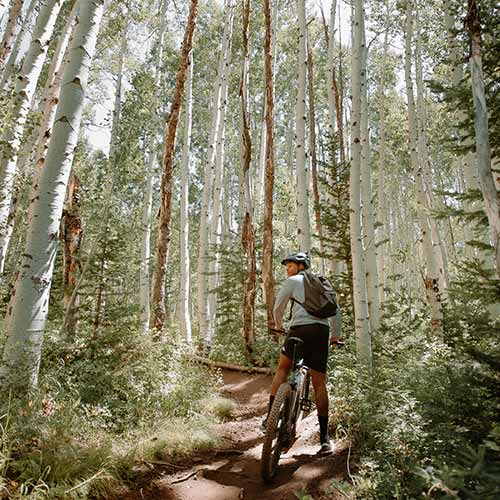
[{"xmin": 119, "ymin": 370, "xmax": 351, "ymax": 500}]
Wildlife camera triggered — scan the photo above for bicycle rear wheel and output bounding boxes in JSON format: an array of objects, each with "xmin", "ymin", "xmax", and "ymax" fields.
[{"xmin": 261, "ymin": 382, "xmax": 291, "ymax": 482}]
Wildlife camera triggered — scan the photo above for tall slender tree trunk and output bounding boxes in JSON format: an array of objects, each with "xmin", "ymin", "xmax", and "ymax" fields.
[
  {"xmin": 351, "ymin": 0, "xmax": 372, "ymax": 371},
  {"xmin": 466, "ymin": 0, "xmax": 500, "ymax": 277},
  {"xmin": 404, "ymin": 0, "xmax": 443, "ymax": 331},
  {"xmin": 360, "ymin": 30, "xmax": 380, "ymax": 333},
  {"xmin": 0, "ymin": 1, "xmax": 10, "ymax": 24},
  {"xmin": 262, "ymin": 0, "xmax": 275, "ymax": 332},
  {"xmin": 150, "ymin": 0, "xmax": 199, "ymax": 331},
  {"xmin": 415, "ymin": 4, "xmax": 449, "ymax": 297},
  {"xmin": 240, "ymin": 0, "xmax": 256, "ymax": 356},
  {"xmin": 295, "ymin": 0, "xmax": 311, "ymax": 252},
  {"xmin": 140, "ymin": 0, "xmax": 168, "ymax": 331},
  {"xmin": 0, "ymin": 0, "xmax": 23, "ymax": 70},
  {"xmin": 326, "ymin": 0, "xmax": 336, "ymax": 140},
  {"xmin": 197, "ymin": 0, "xmax": 233, "ymax": 344},
  {"xmin": 376, "ymin": 12, "xmax": 389, "ymax": 308},
  {"xmin": 207, "ymin": 26, "xmax": 232, "ymax": 339},
  {"xmin": 0, "ymin": 0, "xmax": 105, "ymax": 392},
  {"xmin": 0, "ymin": 0, "xmax": 38, "ymax": 91},
  {"xmin": 306, "ymin": 37, "xmax": 324, "ymax": 272},
  {"xmin": 179, "ymin": 51, "xmax": 193, "ymax": 342},
  {"xmin": 0, "ymin": 0, "xmax": 64, "ymax": 275}
]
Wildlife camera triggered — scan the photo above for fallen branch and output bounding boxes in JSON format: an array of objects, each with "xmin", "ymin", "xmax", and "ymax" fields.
[
  {"xmin": 170, "ymin": 469, "xmax": 201, "ymax": 484},
  {"xmin": 186, "ymin": 355, "xmax": 273, "ymax": 375}
]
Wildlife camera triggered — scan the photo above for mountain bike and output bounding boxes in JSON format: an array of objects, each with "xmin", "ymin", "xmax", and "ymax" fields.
[{"xmin": 260, "ymin": 335, "xmax": 313, "ymax": 482}]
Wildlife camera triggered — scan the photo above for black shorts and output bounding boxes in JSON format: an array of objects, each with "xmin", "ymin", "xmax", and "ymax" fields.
[{"xmin": 281, "ymin": 323, "xmax": 330, "ymax": 373}]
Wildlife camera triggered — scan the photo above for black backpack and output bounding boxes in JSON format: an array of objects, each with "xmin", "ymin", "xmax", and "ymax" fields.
[{"xmin": 291, "ymin": 270, "xmax": 338, "ymax": 319}]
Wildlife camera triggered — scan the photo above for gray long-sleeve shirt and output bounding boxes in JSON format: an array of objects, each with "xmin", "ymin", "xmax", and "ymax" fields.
[{"xmin": 273, "ymin": 273, "xmax": 342, "ymax": 336}]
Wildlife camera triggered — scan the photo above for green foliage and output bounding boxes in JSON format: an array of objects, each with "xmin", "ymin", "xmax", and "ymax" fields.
[{"xmin": 0, "ymin": 326, "xmax": 223, "ymax": 498}]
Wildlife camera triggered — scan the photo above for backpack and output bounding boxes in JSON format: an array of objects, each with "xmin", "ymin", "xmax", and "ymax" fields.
[{"xmin": 291, "ymin": 271, "xmax": 338, "ymax": 319}]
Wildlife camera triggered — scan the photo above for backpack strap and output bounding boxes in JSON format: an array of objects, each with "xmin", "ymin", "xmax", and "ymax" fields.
[{"xmin": 288, "ymin": 298, "xmax": 296, "ymax": 321}]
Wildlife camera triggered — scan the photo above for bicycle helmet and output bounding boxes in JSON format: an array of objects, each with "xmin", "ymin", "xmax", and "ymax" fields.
[{"xmin": 281, "ymin": 252, "xmax": 311, "ymax": 269}]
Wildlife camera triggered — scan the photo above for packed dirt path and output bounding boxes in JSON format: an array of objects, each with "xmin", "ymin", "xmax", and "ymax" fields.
[{"xmin": 138, "ymin": 370, "xmax": 351, "ymax": 500}]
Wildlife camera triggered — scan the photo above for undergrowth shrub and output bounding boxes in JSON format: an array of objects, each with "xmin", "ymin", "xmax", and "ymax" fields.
[
  {"xmin": 0, "ymin": 324, "xmax": 223, "ymax": 498},
  {"xmin": 328, "ymin": 284, "xmax": 500, "ymax": 499}
]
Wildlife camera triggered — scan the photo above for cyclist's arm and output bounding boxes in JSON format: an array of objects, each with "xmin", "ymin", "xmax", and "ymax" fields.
[{"xmin": 273, "ymin": 279, "xmax": 294, "ymax": 330}]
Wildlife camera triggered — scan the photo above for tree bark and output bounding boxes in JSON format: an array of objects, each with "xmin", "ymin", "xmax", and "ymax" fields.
[
  {"xmin": 306, "ymin": 36, "xmax": 324, "ymax": 272},
  {"xmin": 350, "ymin": 0, "xmax": 372, "ymax": 371},
  {"xmin": 404, "ymin": 0, "xmax": 443, "ymax": 331},
  {"xmin": 0, "ymin": 0, "xmax": 105, "ymax": 392},
  {"xmin": 197, "ymin": 0, "xmax": 234, "ymax": 344},
  {"xmin": 0, "ymin": 0, "xmax": 64, "ymax": 274},
  {"xmin": 295, "ymin": 0, "xmax": 311, "ymax": 252},
  {"xmin": 262, "ymin": 0, "xmax": 275, "ymax": 332},
  {"xmin": 360, "ymin": 28, "xmax": 380, "ymax": 333},
  {"xmin": 179, "ymin": 51, "xmax": 193, "ymax": 343},
  {"xmin": 465, "ymin": 0, "xmax": 500, "ymax": 277},
  {"xmin": 150, "ymin": 0, "xmax": 199, "ymax": 331},
  {"xmin": 240, "ymin": 0, "xmax": 256, "ymax": 356},
  {"xmin": 62, "ymin": 173, "xmax": 82, "ymax": 337},
  {"xmin": 0, "ymin": 0, "xmax": 23, "ymax": 69},
  {"xmin": 0, "ymin": 0, "xmax": 38, "ymax": 91}
]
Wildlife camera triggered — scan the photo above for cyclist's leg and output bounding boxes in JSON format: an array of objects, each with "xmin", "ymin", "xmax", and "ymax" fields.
[
  {"xmin": 270, "ymin": 353, "xmax": 293, "ymax": 397},
  {"xmin": 311, "ymin": 369, "xmax": 332, "ymax": 451}
]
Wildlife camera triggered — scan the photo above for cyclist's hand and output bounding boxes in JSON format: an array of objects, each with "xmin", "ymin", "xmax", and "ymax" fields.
[{"xmin": 270, "ymin": 327, "xmax": 287, "ymax": 337}]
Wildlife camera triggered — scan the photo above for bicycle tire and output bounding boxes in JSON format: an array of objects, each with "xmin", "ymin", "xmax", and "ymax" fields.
[
  {"xmin": 260, "ymin": 382, "xmax": 291, "ymax": 482},
  {"xmin": 291, "ymin": 371, "xmax": 309, "ymax": 437}
]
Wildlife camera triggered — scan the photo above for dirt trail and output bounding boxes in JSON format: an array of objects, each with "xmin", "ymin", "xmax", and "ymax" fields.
[{"xmin": 136, "ymin": 370, "xmax": 350, "ymax": 500}]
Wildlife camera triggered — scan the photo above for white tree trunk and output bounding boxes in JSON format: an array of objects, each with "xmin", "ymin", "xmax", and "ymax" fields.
[
  {"xmin": 376, "ymin": 15, "xmax": 389, "ymax": 307},
  {"xmin": 467, "ymin": 0, "xmax": 500, "ymax": 277},
  {"xmin": 327, "ymin": 0, "xmax": 337, "ymax": 139},
  {"xmin": 351, "ymin": 0, "xmax": 372, "ymax": 371},
  {"xmin": 0, "ymin": 1, "xmax": 10, "ymax": 25},
  {"xmin": 360, "ymin": 30, "xmax": 380, "ymax": 333},
  {"xmin": 197, "ymin": 0, "xmax": 233, "ymax": 344},
  {"xmin": 0, "ymin": 0, "xmax": 23, "ymax": 69},
  {"xmin": 0, "ymin": 0, "xmax": 64, "ymax": 274},
  {"xmin": 179, "ymin": 51, "xmax": 193, "ymax": 342},
  {"xmin": 208, "ymin": 29, "xmax": 232, "ymax": 339},
  {"xmin": 404, "ymin": 0, "xmax": 443, "ymax": 330},
  {"xmin": 295, "ymin": 0, "xmax": 311, "ymax": 252},
  {"xmin": 0, "ymin": 0, "xmax": 38, "ymax": 91},
  {"xmin": 415, "ymin": 7, "xmax": 449, "ymax": 297},
  {"xmin": 0, "ymin": 0, "xmax": 104, "ymax": 391}
]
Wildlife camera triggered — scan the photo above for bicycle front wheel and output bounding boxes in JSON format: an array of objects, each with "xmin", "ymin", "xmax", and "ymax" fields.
[{"xmin": 261, "ymin": 382, "xmax": 291, "ymax": 482}]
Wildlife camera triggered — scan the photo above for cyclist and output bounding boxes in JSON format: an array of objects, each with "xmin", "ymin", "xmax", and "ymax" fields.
[{"xmin": 264, "ymin": 252, "xmax": 338, "ymax": 454}]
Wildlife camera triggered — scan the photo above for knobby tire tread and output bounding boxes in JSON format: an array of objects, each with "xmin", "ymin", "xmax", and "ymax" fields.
[{"xmin": 260, "ymin": 382, "xmax": 291, "ymax": 482}]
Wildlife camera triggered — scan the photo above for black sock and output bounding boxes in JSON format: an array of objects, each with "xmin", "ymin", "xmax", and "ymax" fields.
[
  {"xmin": 267, "ymin": 395, "xmax": 275, "ymax": 415},
  {"xmin": 318, "ymin": 415, "xmax": 329, "ymax": 442}
]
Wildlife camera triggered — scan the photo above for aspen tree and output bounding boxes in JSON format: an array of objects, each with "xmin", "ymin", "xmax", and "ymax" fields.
[
  {"xmin": 0, "ymin": 0, "xmax": 65, "ymax": 274},
  {"xmin": 295, "ymin": 0, "xmax": 311, "ymax": 252},
  {"xmin": 262, "ymin": 0, "xmax": 276, "ymax": 332},
  {"xmin": 254, "ymin": 0, "xmax": 277, "ymax": 217},
  {"xmin": 179, "ymin": 51, "xmax": 193, "ymax": 342},
  {"xmin": 150, "ymin": 0, "xmax": 199, "ymax": 331},
  {"xmin": 0, "ymin": 0, "xmax": 38, "ymax": 91},
  {"xmin": 0, "ymin": 0, "xmax": 105, "ymax": 392},
  {"xmin": 415, "ymin": 3, "xmax": 449, "ymax": 296},
  {"xmin": 0, "ymin": 1, "xmax": 10, "ymax": 24},
  {"xmin": 376, "ymin": 7, "xmax": 389, "ymax": 307},
  {"xmin": 140, "ymin": 0, "xmax": 168, "ymax": 331},
  {"xmin": 240, "ymin": 0, "xmax": 256, "ymax": 355},
  {"xmin": 326, "ymin": 0, "xmax": 336, "ymax": 140},
  {"xmin": 197, "ymin": 0, "xmax": 233, "ymax": 343},
  {"xmin": 93, "ymin": 18, "xmax": 128, "ymax": 334},
  {"xmin": 306, "ymin": 35, "xmax": 324, "ymax": 273},
  {"xmin": 351, "ymin": 0, "xmax": 372, "ymax": 371},
  {"xmin": 465, "ymin": 0, "xmax": 500, "ymax": 277},
  {"xmin": 0, "ymin": 0, "xmax": 23, "ymax": 69},
  {"xmin": 404, "ymin": 0, "xmax": 443, "ymax": 331},
  {"xmin": 207, "ymin": 20, "xmax": 232, "ymax": 339},
  {"xmin": 360, "ymin": 24, "xmax": 380, "ymax": 333}
]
